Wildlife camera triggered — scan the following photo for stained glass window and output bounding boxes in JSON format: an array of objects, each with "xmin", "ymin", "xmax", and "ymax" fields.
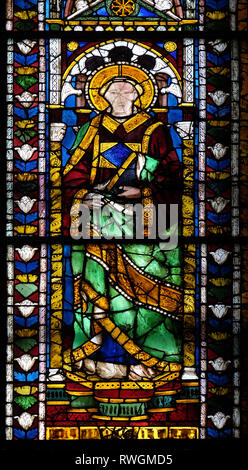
[{"xmin": 3, "ymin": 0, "xmax": 248, "ymax": 463}]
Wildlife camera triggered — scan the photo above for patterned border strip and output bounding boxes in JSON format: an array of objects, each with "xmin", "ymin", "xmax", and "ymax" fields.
[
  {"xmin": 6, "ymin": 245, "xmax": 43, "ymax": 440},
  {"xmin": 6, "ymin": 39, "xmax": 41, "ymax": 237}
]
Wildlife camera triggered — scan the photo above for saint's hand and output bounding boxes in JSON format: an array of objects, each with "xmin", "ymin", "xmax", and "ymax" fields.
[
  {"xmin": 83, "ymin": 193, "xmax": 104, "ymax": 210},
  {"xmin": 118, "ymin": 186, "xmax": 141, "ymax": 199}
]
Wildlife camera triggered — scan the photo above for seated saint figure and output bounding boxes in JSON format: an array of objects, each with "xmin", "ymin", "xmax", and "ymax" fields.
[{"xmin": 63, "ymin": 65, "xmax": 183, "ymax": 382}]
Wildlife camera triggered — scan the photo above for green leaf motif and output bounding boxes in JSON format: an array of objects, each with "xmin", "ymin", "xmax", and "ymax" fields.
[
  {"xmin": 14, "ymin": 129, "xmax": 37, "ymax": 144},
  {"xmin": 208, "ymin": 340, "xmax": 232, "ymax": 355},
  {"xmin": 15, "ymin": 20, "xmax": 37, "ymax": 32},
  {"xmin": 208, "ymin": 286, "xmax": 230, "ymax": 300},
  {"xmin": 14, "ymin": 396, "xmax": 37, "ymax": 410},
  {"xmin": 15, "ymin": 338, "xmax": 37, "ymax": 352},
  {"xmin": 15, "ymin": 283, "xmax": 38, "ymax": 298},
  {"xmin": 14, "ymin": 75, "xmax": 38, "ymax": 91},
  {"xmin": 14, "ymin": 182, "xmax": 37, "ymax": 194},
  {"xmin": 208, "ymin": 76, "xmax": 228, "ymax": 89},
  {"xmin": 208, "ymin": 180, "xmax": 230, "ymax": 195},
  {"xmin": 208, "ymin": 397, "xmax": 231, "ymax": 412},
  {"xmin": 206, "ymin": 21, "xmax": 228, "ymax": 32},
  {"xmin": 207, "ymin": 127, "xmax": 229, "ymax": 140}
]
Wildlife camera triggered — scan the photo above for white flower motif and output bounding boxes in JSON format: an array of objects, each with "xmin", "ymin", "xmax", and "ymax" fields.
[
  {"xmin": 16, "ymin": 299, "xmax": 38, "ymax": 318},
  {"xmin": 14, "ymin": 412, "xmax": 37, "ymax": 430},
  {"xmin": 208, "ymin": 196, "xmax": 230, "ymax": 213},
  {"xmin": 17, "ymin": 40, "xmax": 36, "ymax": 55},
  {"xmin": 209, "ymin": 357, "xmax": 231, "ymax": 372},
  {"xmin": 16, "ymin": 91, "xmax": 37, "ymax": 108},
  {"xmin": 209, "ymin": 304, "xmax": 231, "ymax": 319},
  {"xmin": 209, "ymin": 248, "xmax": 231, "ymax": 264},
  {"xmin": 209, "ymin": 40, "xmax": 228, "ymax": 54},
  {"xmin": 16, "ymin": 246, "xmax": 38, "ymax": 262},
  {"xmin": 16, "ymin": 196, "xmax": 36, "ymax": 214},
  {"xmin": 15, "ymin": 144, "xmax": 37, "ymax": 162},
  {"xmin": 208, "ymin": 143, "xmax": 229, "ymax": 160},
  {"xmin": 14, "ymin": 354, "xmax": 38, "ymax": 372},
  {"xmin": 208, "ymin": 412, "xmax": 230, "ymax": 429},
  {"xmin": 208, "ymin": 90, "xmax": 230, "ymax": 106}
]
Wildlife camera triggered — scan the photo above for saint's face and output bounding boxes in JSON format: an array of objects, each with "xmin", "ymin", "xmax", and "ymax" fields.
[{"xmin": 104, "ymin": 80, "xmax": 138, "ymax": 117}]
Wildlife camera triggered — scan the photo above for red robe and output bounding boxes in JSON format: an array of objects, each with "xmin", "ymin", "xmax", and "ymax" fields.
[{"xmin": 63, "ymin": 112, "xmax": 181, "ymax": 235}]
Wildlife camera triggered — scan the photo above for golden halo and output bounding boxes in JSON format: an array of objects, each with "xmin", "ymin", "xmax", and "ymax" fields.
[{"xmin": 86, "ymin": 64, "xmax": 156, "ymax": 112}]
